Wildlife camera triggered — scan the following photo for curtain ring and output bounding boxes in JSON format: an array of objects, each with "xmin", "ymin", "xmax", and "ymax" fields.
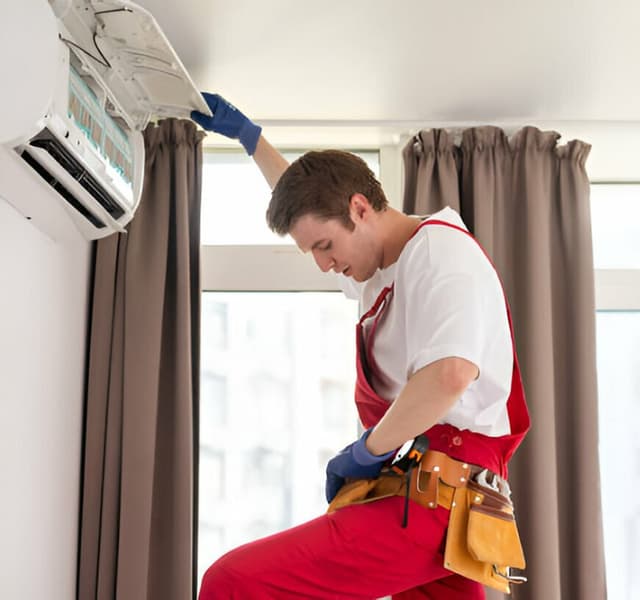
[{"xmin": 412, "ymin": 134, "xmax": 423, "ymax": 157}]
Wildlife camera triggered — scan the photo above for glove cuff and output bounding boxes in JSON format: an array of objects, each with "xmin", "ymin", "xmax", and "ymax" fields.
[
  {"xmin": 352, "ymin": 429, "xmax": 395, "ymax": 466},
  {"xmin": 238, "ymin": 120, "xmax": 262, "ymax": 155}
]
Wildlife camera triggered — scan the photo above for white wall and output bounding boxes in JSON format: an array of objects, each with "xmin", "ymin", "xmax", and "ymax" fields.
[{"xmin": 0, "ymin": 197, "xmax": 91, "ymax": 600}]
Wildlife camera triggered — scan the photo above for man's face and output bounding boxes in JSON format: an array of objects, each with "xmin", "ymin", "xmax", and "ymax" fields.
[{"xmin": 290, "ymin": 212, "xmax": 382, "ymax": 282}]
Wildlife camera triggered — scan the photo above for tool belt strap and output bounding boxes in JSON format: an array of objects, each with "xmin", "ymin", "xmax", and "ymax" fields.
[{"xmin": 327, "ymin": 449, "xmax": 480, "ymax": 513}]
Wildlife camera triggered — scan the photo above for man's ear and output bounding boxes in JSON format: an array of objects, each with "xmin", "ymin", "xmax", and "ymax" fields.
[{"xmin": 348, "ymin": 193, "xmax": 373, "ymax": 222}]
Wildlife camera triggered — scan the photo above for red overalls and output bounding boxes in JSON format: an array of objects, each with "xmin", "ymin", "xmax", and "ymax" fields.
[
  {"xmin": 357, "ymin": 220, "xmax": 530, "ymax": 480},
  {"xmin": 199, "ymin": 220, "xmax": 530, "ymax": 600}
]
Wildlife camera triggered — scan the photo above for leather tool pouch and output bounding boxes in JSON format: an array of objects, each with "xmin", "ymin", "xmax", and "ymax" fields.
[
  {"xmin": 444, "ymin": 480, "xmax": 526, "ymax": 594},
  {"xmin": 327, "ymin": 475, "xmax": 405, "ymax": 513}
]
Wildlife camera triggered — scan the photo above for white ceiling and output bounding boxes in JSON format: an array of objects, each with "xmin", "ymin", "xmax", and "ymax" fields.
[{"xmin": 136, "ymin": 0, "xmax": 640, "ymax": 127}]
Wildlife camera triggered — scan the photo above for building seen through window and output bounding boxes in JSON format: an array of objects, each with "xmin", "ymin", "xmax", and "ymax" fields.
[{"xmin": 198, "ymin": 292, "xmax": 358, "ymax": 582}]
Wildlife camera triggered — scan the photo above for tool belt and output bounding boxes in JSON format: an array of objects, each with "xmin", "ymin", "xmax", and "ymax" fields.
[{"xmin": 327, "ymin": 449, "xmax": 526, "ymax": 594}]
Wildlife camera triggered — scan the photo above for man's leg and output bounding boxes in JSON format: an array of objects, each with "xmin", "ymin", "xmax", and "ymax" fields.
[
  {"xmin": 392, "ymin": 574, "xmax": 485, "ymax": 600},
  {"xmin": 199, "ymin": 497, "xmax": 463, "ymax": 599}
]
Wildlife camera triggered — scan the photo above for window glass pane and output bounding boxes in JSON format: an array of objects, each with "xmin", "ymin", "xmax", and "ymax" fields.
[
  {"xmin": 201, "ymin": 150, "xmax": 380, "ymax": 245},
  {"xmin": 591, "ymin": 184, "xmax": 640, "ymax": 269},
  {"xmin": 596, "ymin": 311, "xmax": 640, "ymax": 600},
  {"xmin": 198, "ymin": 292, "xmax": 359, "ymax": 584}
]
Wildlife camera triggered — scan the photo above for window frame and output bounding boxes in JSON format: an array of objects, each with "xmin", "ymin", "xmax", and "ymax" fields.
[
  {"xmin": 595, "ymin": 269, "xmax": 640, "ymax": 309},
  {"xmin": 591, "ymin": 180, "xmax": 640, "ymax": 310}
]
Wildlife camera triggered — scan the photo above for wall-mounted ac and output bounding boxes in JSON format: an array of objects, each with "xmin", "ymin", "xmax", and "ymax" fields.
[{"xmin": 0, "ymin": 0, "xmax": 211, "ymax": 241}]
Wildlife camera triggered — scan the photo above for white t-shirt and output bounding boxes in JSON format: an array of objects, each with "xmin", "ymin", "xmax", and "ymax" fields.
[{"xmin": 338, "ymin": 207, "xmax": 512, "ymax": 437}]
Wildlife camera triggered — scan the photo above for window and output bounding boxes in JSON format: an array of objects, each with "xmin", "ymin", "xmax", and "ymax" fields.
[
  {"xmin": 200, "ymin": 373, "xmax": 227, "ymax": 432},
  {"xmin": 197, "ymin": 148, "xmax": 380, "ymax": 585},
  {"xmin": 591, "ymin": 184, "xmax": 640, "ymax": 269},
  {"xmin": 201, "ymin": 150, "xmax": 380, "ymax": 246},
  {"xmin": 197, "ymin": 292, "xmax": 359, "ymax": 583},
  {"xmin": 592, "ymin": 183, "xmax": 640, "ymax": 600}
]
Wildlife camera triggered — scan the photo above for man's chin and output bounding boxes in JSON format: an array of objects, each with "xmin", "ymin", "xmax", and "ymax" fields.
[{"xmin": 352, "ymin": 271, "xmax": 373, "ymax": 283}]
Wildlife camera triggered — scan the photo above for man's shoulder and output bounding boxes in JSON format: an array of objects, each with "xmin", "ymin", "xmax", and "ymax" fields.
[
  {"xmin": 400, "ymin": 208, "xmax": 490, "ymax": 281},
  {"xmin": 421, "ymin": 206, "xmax": 469, "ymax": 230},
  {"xmin": 397, "ymin": 207, "xmax": 464, "ymax": 268}
]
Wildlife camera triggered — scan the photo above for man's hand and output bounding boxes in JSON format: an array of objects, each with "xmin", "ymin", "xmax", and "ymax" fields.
[
  {"xmin": 325, "ymin": 429, "xmax": 395, "ymax": 503},
  {"xmin": 191, "ymin": 93, "xmax": 262, "ymax": 155}
]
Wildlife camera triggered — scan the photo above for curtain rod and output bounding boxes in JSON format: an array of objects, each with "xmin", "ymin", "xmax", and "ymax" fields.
[{"xmin": 256, "ymin": 119, "xmax": 639, "ymax": 130}]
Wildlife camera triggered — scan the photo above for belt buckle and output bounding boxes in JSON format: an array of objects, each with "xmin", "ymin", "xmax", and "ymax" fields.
[{"xmin": 492, "ymin": 565, "xmax": 527, "ymax": 585}]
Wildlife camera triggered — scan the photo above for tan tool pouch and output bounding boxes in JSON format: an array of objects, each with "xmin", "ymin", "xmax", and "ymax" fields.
[
  {"xmin": 444, "ymin": 481, "xmax": 526, "ymax": 594},
  {"xmin": 326, "ymin": 475, "xmax": 404, "ymax": 512}
]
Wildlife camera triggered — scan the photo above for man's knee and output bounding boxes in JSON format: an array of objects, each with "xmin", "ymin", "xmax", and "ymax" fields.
[{"xmin": 198, "ymin": 559, "xmax": 242, "ymax": 599}]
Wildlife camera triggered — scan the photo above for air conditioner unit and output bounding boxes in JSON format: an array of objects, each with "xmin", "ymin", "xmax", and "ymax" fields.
[{"xmin": 0, "ymin": 0, "xmax": 211, "ymax": 241}]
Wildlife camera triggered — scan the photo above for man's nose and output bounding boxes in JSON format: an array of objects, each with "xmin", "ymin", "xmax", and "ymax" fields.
[{"xmin": 313, "ymin": 251, "xmax": 334, "ymax": 273}]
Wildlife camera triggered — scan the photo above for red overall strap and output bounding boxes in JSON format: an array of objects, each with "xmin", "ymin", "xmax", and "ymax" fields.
[
  {"xmin": 358, "ymin": 285, "xmax": 394, "ymax": 384},
  {"xmin": 354, "ymin": 219, "xmax": 530, "ymax": 478}
]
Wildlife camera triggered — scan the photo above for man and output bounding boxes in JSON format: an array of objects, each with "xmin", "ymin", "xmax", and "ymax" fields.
[{"xmin": 191, "ymin": 94, "xmax": 529, "ymax": 599}]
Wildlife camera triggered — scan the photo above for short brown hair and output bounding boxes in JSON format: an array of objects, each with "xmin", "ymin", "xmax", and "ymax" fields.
[{"xmin": 266, "ymin": 150, "xmax": 388, "ymax": 235}]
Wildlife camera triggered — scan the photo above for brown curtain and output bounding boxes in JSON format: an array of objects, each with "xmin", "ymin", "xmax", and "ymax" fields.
[
  {"xmin": 77, "ymin": 119, "xmax": 205, "ymax": 600},
  {"xmin": 403, "ymin": 126, "xmax": 606, "ymax": 600}
]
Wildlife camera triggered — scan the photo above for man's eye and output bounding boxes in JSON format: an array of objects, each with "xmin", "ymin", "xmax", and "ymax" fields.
[{"xmin": 320, "ymin": 242, "xmax": 332, "ymax": 251}]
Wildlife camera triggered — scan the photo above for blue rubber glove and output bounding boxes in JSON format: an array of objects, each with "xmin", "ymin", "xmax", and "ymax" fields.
[
  {"xmin": 325, "ymin": 429, "xmax": 395, "ymax": 503},
  {"xmin": 191, "ymin": 93, "xmax": 262, "ymax": 155}
]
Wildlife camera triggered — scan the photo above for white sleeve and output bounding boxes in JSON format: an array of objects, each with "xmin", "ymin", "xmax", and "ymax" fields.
[{"xmin": 400, "ymin": 229, "xmax": 503, "ymax": 379}]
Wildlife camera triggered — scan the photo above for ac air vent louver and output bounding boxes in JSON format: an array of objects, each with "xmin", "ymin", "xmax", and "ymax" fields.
[
  {"xmin": 20, "ymin": 149, "xmax": 107, "ymax": 229},
  {"xmin": 28, "ymin": 129, "xmax": 125, "ymax": 220}
]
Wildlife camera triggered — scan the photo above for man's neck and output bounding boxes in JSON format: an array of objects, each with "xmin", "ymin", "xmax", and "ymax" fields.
[{"xmin": 378, "ymin": 208, "xmax": 423, "ymax": 269}]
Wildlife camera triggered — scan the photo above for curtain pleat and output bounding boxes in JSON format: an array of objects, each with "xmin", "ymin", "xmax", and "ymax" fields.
[
  {"xmin": 78, "ymin": 119, "xmax": 205, "ymax": 600},
  {"xmin": 403, "ymin": 126, "xmax": 605, "ymax": 600}
]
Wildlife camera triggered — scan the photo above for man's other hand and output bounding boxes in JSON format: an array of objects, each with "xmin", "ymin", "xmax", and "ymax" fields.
[{"xmin": 325, "ymin": 429, "xmax": 395, "ymax": 503}]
